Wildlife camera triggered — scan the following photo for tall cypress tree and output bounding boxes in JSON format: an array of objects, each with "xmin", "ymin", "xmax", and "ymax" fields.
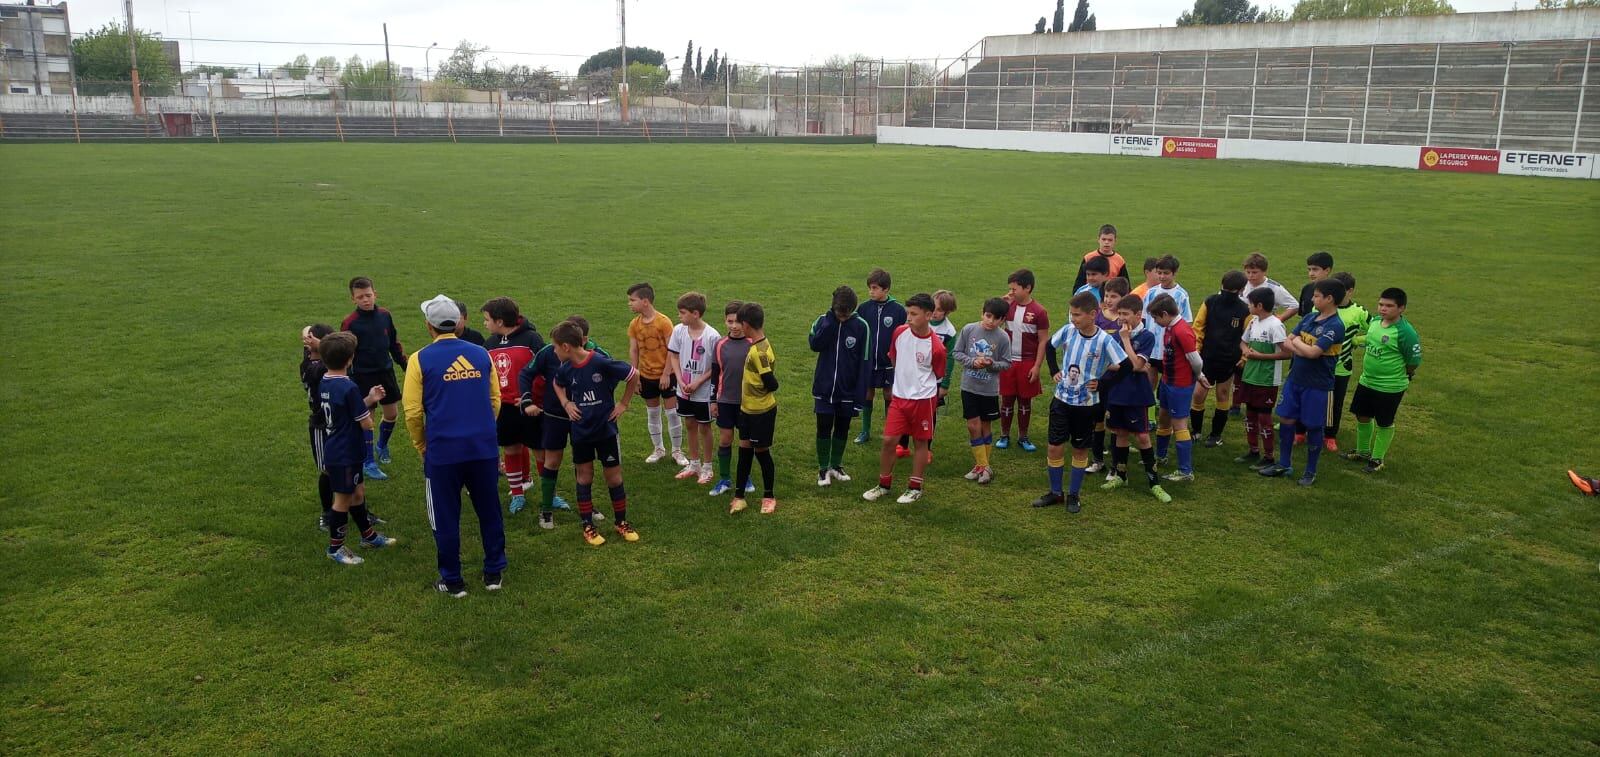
[
  {"xmin": 1052, "ymin": 0, "xmax": 1065, "ymax": 32},
  {"xmin": 704, "ymin": 49, "xmax": 719, "ymax": 82},
  {"xmin": 682, "ymin": 40, "xmax": 694, "ymax": 81},
  {"xmin": 1069, "ymin": 0, "xmax": 1096, "ymax": 31},
  {"xmin": 695, "ymin": 47, "xmax": 703, "ymax": 78}
]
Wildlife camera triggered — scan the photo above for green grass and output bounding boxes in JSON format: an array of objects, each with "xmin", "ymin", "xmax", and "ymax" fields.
[{"xmin": 3, "ymin": 143, "xmax": 1598, "ymax": 754}]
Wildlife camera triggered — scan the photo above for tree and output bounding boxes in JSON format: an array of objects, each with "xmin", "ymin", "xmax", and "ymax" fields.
[
  {"xmin": 1289, "ymin": 0, "xmax": 1454, "ymax": 19},
  {"xmin": 503, "ymin": 64, "xmax": 559, "ymax": 101},
  {"xmin": 625, "ymin": 62, "xmax": 669, "ymax": 97},
  {"xmin": 1052, "ymin": 0, "xmax": 1065, "ymax": 32},
  {"xmin": 704, "ymin": 49, "xmax": 719, "ymax": 82},
  {"xmin": 1534, "ymin": 0, "xmax": 1598, "ymax": 6},
  {"xmin": 188, "ymin": 64, "xmax": 245, "ymax": 79},
  {"xmin": 1069, "ymin": 0, "xmax": 1097, "ymax": 31},
  {"xmin": 1178, "ymin": 0, "xmax": 1266, "ymax": 24},
  {"xmin": 71, "ymin": 23, "xmax": 176, "ymax": 96},
  {"xmin": 340, "ymin": 57, "xmax": 400, "ymax": 100},
  {"xmin": 284, "ymin": 54, "xmax": 311, "ymax": 80},
  {"xmin": 437, "ymin": 40, "xmax": 489, "ymax": 87},
  {"xmin": 313, "ymin": 56, "xmax": 340, "ymax": 80},
  {"xmin": 1034, "ymin": 17, "xmax": 1048, "ymax": 33},
  {"xmin": 718, "ymin": 56, "xmax": 729, "ymax": 85},
  {"xmin": 577, "ymin": 46, "xmax": 665, "ymax": 76},
  {"xmin": 695, "ymin": 48, "xmax": 703, "ymax": 78},
  {"xmin": 682, "ymin": 40, "xmax": 695, "ymax": 81}
]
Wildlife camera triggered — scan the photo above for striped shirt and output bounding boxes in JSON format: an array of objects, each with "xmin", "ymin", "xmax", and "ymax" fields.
[
  {"xmin": 1047, "ymin": 325, "xmax": 1127, "ymax": 407},
  {"xmin": 1142, "ymin": 283, "xmax": 1190, "ymax": 348}
]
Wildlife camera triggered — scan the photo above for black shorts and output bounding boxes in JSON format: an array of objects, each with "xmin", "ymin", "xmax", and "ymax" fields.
[
  {"xmin": 676, "ymin": 399, "xmax": 712, "ymax": 424},
  {"xmin": 715, "ymin": 401, "xmax": 741, "ymax": 431},
  {"xmin": 1349, "ymin": 384, "xmax": 1406, "ymax": 427},
  {"xmin": 496, "ymin": 404, "xmax": 541, "ymax": 448},
  {"xmin": 540, "ymin": 415, "xmax": 571, "ymax": 451},
  {"xmin": 570, "ymin": 435, "xmax": 622, "ymax": 468},
  {"xmin": 639, "ymin": 373, "xmax": 678, "ymax": 401},
  {"xmin": 1047, "ymin": 399, "xmax": 1098, "ymax": 449},
  {"xmin": 869, "ymin": 367, "xmax": 895, "ymax": 389},
  {"xmin": 351, "ymin": 369, "xmax": 401, "ymax": 406},
  {"xmin": 813, "ymin": 398, "xmax": 859, "ymax": 418},
  {"xmin": 961, "ymin": 390, "xmax": 1001, "ymax": 421},
  {"xmin": 325, "ymin": 463, "xmax": 364, "ymax": 494},
  {"xmin": 309, "ymin": 424, "xmax": 326, "ymax": 467},
  {"xmin": 1201, "ymin": 356, "xmax": 1240, "ymax": 385},
  {"xmin": 739, "ymin": 408, "xmax": 777, "ymax": 448},
  {"xmin": 1105, "ymin": 403, "xmax": 1151, "ymax": 433}
]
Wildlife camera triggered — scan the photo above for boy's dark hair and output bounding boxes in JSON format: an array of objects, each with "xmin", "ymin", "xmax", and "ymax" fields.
[
  {"xmin": 1083, "ymin": 257, "xmax": 1110, "ymax": 276},
  {"xmin": 1069, "ymin": 292, "xmax": 1099, "ymax": 313},
  {"xmin": 676, "ymin": 291, "xmax": 707, "ymax": 315},
  {"xmin": 1142, "ymin": 257, "xmax": 1161, "ymax": 272},
  {"xmin": 627, "ymin": 282, "xmax": 655, "ymax": 302},
  {"xmin": 1247, "ymin": 288, "xmax": 1277, "ymax": 311},
  {"xmin": 1098, "ymin": 224, "xmax": 1117, "ymax": 237},
  {"xmin": 736, "ymin": 302, "xmax": 766, "ymax": 330},
  {"xmin": 1147, "ymin": 294, "xmax": 1179, "ymax": 317},
  {"xmin": 1103, "ymin": 277, "xmax": 1130, "ymax": 297},
  {"xmin": 982, "ymin": 297, "xmax": 1009, "ymax": 319},
  {"xmin": 550, "ymin": 321, "xmax": 584, "ymax": 347},
  {"xmin": 308, "ymin": 323, "xmax": 335, "ymax": 341},
  {"xmin": 566, "ymin": 315, "xmax": 591, "ymax": 336},
  {"xmin": 1243, "ymin": 252, "xmax": 1269, "ymax": 271},
  {"xmin": 1331, "ymin": 272, "xmax": 1355, "ymax": 291},
  {"xmin": 1116, "ymin": 294, "xmax": 1144, "ymax": 314},
  {"xmin": 867, "ymin": 268, "xmax": 891, "ymax": 290},
  {"xmin": 1221, "ymin": 270, "xmax": 1248, "ymax": 293},
  {"xmin": 1379, "ymin": 287, "xmax": 1408, "ymax": 307},
  {"xmin": 348, "ymin": 276, "xmax": 373, "ymax": 292},
  {"xmin": 319, "ymin": 331, "xmax": 358, "ymax": 369},
  {"xmin": 832, "ymin": 286, "xmax": 858, "ymax": 315},
  {"xmin": 1307, "ymin": 251, "xmax": 1334, "ymax": 270},
  {"xmin": 1155, "ymin": 255, "xmax": 1180, "ymax": 273},
  {"xmin": 481, "ymin": 296, "xmax": 520, "ymax": 326},
  {"xmin": 933, "ymin": 289, "xmax": 957, "ymax": 315},
  {"xmin": 724, "ymin": 300, "xmax": 745, "ymax": 317},
  {"xmin": 1007, "ymin": 268, "xmax": 1035, "ymax": 290},
  {"xmin": 905, "ymin": 292, "xmax": 935, "ymax": 312},
  {"xmin": 1314, "ymin": 279, "xmax": 1348, "ymax": 303}
]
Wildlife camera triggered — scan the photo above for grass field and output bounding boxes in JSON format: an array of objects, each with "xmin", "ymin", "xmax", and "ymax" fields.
[{"xmin": 3, "ymin": 142, "xmax": 1599, "ymax": 754}]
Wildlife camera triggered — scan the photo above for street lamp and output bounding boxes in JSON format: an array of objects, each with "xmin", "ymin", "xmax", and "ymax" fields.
[{"xmin": 424, "ymin": 42, "xmax": 438, "ymax": 80}]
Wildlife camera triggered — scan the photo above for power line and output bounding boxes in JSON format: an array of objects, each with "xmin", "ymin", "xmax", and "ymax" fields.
[{"xmin": 72, "ymin": 32, "xmax": 593, "ymax": 58}]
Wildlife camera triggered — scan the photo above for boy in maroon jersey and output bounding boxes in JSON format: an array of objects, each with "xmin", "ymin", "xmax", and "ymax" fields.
[{"xmin": 997, "ymin": 269, "xmax": 1049, "ymax": 453}]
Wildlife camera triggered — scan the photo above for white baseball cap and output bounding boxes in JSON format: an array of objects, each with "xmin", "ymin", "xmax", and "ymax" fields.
[{"xmin": 420, "ymin": 294, "xmax": 459, "ymax": 330}]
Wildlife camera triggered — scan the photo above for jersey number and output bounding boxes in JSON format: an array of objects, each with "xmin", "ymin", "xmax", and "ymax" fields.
[{"xmin": 322, "ymin": 401, "xmax": 335, "ymax": 432}]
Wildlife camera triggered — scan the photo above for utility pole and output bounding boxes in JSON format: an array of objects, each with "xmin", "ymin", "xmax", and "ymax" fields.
[
  {"xmin": 125, "ymin": 0, "xmax": 144, "ymax": 114},
  {"xmin": 618, "ymin": 0, "xmax": 629, "ymax": 123},
  {"xmin": 179, "ymin": 10, "xmax": 197, "ymax": 74}
]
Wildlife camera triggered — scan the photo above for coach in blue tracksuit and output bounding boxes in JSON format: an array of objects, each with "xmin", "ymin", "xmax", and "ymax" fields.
[
  {"xmin": 404, "ymin": 294, "xmax": 506, "ymax": 598},
  {"xmin": 810, "ymin": 286, "xmax": 874, "ymax": 482}
]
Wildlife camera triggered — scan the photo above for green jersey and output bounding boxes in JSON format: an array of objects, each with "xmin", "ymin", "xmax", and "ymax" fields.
[
  {"xmin": 1240, "ymin": 314, "xmax": 1288, "ymax": 387},
  {"xmin": 1334, "ymin": 301, "xmax": 1370, "ymax": 377},
  {"xmin": 1356, "ymin": 316, "xmax": 1421, "ymax": 393}
]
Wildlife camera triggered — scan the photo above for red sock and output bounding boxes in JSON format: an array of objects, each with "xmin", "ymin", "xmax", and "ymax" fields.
[
  {"xmin": 909, "ymin": 476, "xmax": 924, "ymax": 491},
  {"xmin": 1016, "ymin": 401, "xmax": 1032, "ymax": 438},
  {"xmin": 879, "ymin": 474, "xmax": 893, "ymax": 489},
  {"xmin": 1242, "ymin": 414, "xmax": 1257, "ymax": 452},
  {"xmin": 504, "ymin": 451, "xmax": 524, "ymax": 496},
  {"xmin": 1256, "ymin": 412, "xmax": 1275, "ymax": 454}
]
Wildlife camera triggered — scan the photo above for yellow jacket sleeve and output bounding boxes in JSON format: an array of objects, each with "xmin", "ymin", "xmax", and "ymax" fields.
[
  {"xmin": 1193, "ymin": 303, "xmax": 1209, "ymax": 351},
  {"xmin": 403, "ymin": 348, "xmax": 426, "ymax": 453},
  {"xmin": 489, "ymin": 363, "xmax": 501, "ymax": 409}
]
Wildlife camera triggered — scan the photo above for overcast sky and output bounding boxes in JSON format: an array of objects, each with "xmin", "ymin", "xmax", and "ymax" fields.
[{"xmin": 61, "ymin": 0, "xmax": 1519, "ymax": 76}]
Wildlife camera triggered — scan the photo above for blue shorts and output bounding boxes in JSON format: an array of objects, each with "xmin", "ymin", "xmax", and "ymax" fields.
[
  {"xmin": 1105, "ymin": 404, "xmax": 1151, "ymax": 433},
  {"xmin": 1277, "ymin": 380, "xmax": 1331, "ymax": 427},
  {"xmin": 540, "ymin": 415, "xmax": 571, "ymax": 451},
  {"xmin": 814, "ymin": 398, "xmax": 859, "ymax": 418},
  {"xmin": 325, "ymin": 463, "xmax": 364, "ymax": 494},
  {"xmin": 1158, "ymin": 383, "xmax": 1196, "ymax": 420}
]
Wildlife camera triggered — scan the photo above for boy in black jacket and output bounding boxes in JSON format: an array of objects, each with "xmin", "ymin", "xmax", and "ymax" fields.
[
  {"xmin": 810, "ymin": 286, "xmax": 873, "ymax": 487},
  {"xmin": 341, "ymin": 276, "xmax": 408, "ymax": 481}
]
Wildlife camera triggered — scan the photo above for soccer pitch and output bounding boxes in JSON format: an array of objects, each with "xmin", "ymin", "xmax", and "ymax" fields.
[{"xmin": 3, "ymin": 142, "xmax": 1598, "ymax": 753}]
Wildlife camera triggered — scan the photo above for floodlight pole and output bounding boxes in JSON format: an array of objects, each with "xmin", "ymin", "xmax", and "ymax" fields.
[
  {"xmin": 618, "ymin": 0, "xmax": 629, "ymax": 123},
  {"xmin": 125, "ymin": 0, "xmax": 144, "ymax": 115}
]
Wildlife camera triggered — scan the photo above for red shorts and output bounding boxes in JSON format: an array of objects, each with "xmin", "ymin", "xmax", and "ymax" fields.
[
  {"xmin": 1238, "ymin": 382, "xmax": 1279, "ymax": 412},
  {"xmin": 998, "ymin": 361, "xmax": 1042, "ymax": 400},
  {"xmin": 884, "ymin": 396, "xmax": 939, "ymax": 441}
]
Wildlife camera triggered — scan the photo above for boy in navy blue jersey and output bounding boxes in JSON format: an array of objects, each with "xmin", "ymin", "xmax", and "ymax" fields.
[
  {"xmin": 810, "ymin": 286, "xmax": 872, "ymax": 487},
  {"xmin": 314, "ymin": 332, "xmax": 398, "ymax": 565},
  {"xmin": 854, "ymin": 268, "xmax": 907, "ymax": 444},
  {"xmin": 1099, "ymin": 296, "xmax": 1172, "ymax": 502},
  {"xmin": 552, "ymin": 320, "xmax": 643, "ymax": 547},
  {"xmin": 1260, "ymin": 278, "xmax": 1347, "ymax": 487},
  {"xmin": 519, "ymin": 316, "xmax": 605, "ymax": 529},
  {"xmin": 342, "ymin": 276, "xmax": 407, "ymax": 482},
  {"xmin": 300, "ymin": 323, "xmax": 337, "ymax": 531}
]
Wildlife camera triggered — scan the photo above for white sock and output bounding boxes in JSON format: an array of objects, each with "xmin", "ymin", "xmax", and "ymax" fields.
[
  {"xmin": 667, "ymin": 410, "xmax": 684, "ymax": 451},
  {"xmin": 646, "ymin": 406, "xmax": 664, "ymax": 449}
]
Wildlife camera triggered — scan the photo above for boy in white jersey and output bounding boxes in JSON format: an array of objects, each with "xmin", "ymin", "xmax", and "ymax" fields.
[
  {"xmin": 667, "ymin": 291, "xmax": 722, "ymax": 485},
  {"xmin": 863, "ymin": 293, "xmax": 947, "ymax": 504},
  {"xmin": 1234, "ymin": 288, "xmax": 1290, "ymax": 469}
]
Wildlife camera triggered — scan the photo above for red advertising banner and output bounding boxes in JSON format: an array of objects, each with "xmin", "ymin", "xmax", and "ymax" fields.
[
  {"xmin": 1161, "ymin": 136, "xmax": 1218, "ymax": 159},
  {"xmin": 1418, "ymin": 146, "xmax": 1499, "ymax": 173}
]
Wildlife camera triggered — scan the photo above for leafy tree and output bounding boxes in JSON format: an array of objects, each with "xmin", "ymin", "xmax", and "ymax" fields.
[
  {"xmin": 437, "ymin": 40, "xmax": 489, "ymax": 87},
  {"xmin": 188, "ymin": 64, "xmax": 245, "ymax": 78},
  {"xmin": 339, "ymin": 57, "xmax": 400, "ymax": 100},
  {"xmin": 625, "ymin": 62, "xmax": 669, "ymax": 97},
  {"xmin": 1052, "ymin": 0, "xmax": 1065, "ymax": 32},
  {"xmin": 577, "ymin": 46, "xmax": 665, "ymax": 76},
  {"xmin": 1069, "ymin": 0, "xmax": 1097, "ymax": 31},
  {"xmin": 1534, "ymin": 0, "xmax": 1597, "ymax": 6},
  {"xmin": 1289, "ymin": 0, "xmax": 1453, "ymax": 19},
  {"xmin": 71, "ymin": 23, "xmax": 176, "ymax": 96},
  {"xmin": 284, "ymin": 54, "xmax": 311, "ymax": 80},
  {"xmin": 682, "ymin": 40, "xmax": 695, "ymax": 81},
  {"xmin": 695, "ymin": 48, "xmax": 703, "ymax": 78},
  {"xmin": 1034, "ymin": 17, "xmax": 1048, "ymax": 33},
  {"xmin": 704, "ymin": 49, "xmax": 719, "ymax": 82},
  {"xmin": 1178, "ymin": 0, "xmax": 1267, "ymax": 24},
  {"xmin": 502, "ymin": 64, "xmax": 560, "ymax": 101},
  {"xmin": 313, "ymin": 56, "xmax": 340, "ymax": 79},
  {"xmin": 718, "ymin": 56, "xmax": 729, "ymax": 84}
]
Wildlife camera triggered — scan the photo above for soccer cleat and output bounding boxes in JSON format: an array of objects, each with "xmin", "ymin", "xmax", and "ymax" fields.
[
  {"xmin": 645, "ymin": 447, "xmax": 668, "ymax": 464},
  {"xmin": 1234, "ymin": 451, "xmax": 1261, "ymax": 465},
  {"xmin": 615, "ymin": 521, "xmax": 640, "ymax": 542},
  {"xmin": 1296, "ymin": 473, "xmax": 1317, "ymax": 487},
  {"xmin": 360, "ymin": 533, "xmax": 398, "ymax": 549},
  {"xmin": 745, "ymin": 480, "xmax": 757, "ymax": 493},
  {"xmin": 1085, "ymin": 459, "xmax": 1105, "ymax": 474},
  {"xmin": 894, "ymin": 445, "xmax": 911, "ymax": 459},
  {"xmin": 362, "ymin": 461, "xmax": 389, "ymax": 481},
  {"xmin": 896, "ymin": 489, "xmax": 924, "ymax": 504},
  {"xmin": 1323, "ymin": 437, "xmax": 1338, "ymax": 453},
  {"xmin": 484, "ymin": 573, "xmax": 503, "ymax": 591},
  {"xmin": 582, "ymin": 524, "xmax": 606, "ymax": 546},
  {"xmin": 1203, "ymin": 436, "xmax": 1224, "ymax": 448},
  {"xmin": 817, "ymin": 470, "xmax": 832, "ymax": 487},
  {"xmin": 1258, "ymin": 464, "xmax": 1292, "ymax": 478},
  {"xmin": 1154, "ymin": 457, "xmax": 1168, "ymax": 469},
  {"xmin": 675, "ymin": 464, "xmax": 699, "ymax": 480},
  {"xmin": 1031, "ymin": 491, "xmax": 1064, "ymax": 508},
  {"xmin": 539, "ymin": 512, "xmax": 555, "ymax": 530},
  {"xmin": 862, "ymin": 485, "xmax": 892, "ymax": 502},
  {"xmin": 828, "ymin": 468, "xmax": 852, "ymax": 483},
  {"xmin": 697, "ymin": 468, "xmax": 714, "ymax": 486},
  {"xmin": 1566, "ymin": 470, "xmax": 1594, "ymax": 495},
  {"xmin": 1100, "ymin": 475, "xmax": 1126, "ymax": 491},
  {"xmin": 365, "ymin": 511, "xmax": 386, "ymax": 526},
  {"xmin": 508, "ymin": 494, "xmax": 527, "ymax": 515},
  {"xmin": 760, "ymin": 498, "xmax": 778, "ymax": 514},
  {"xmin": 435, "ymin": 580, "xmax": 468, "ymax": 598},
  {"xmin": 1342, "ymin": 450, "xmax": 1371, "ymax": 463},
  {"xmin": 853, "ymin": 430, "xmax": 870, "ymax": 444},
  {"xmin": 318, "ymin": 514, "xmax": 329, "ymax": 532},
  {"xmin": 976, "ymin": 468, "xmax": 993, "ymax": 485},
  {"xmin": 1364, "ymin": 458, "xmax": 1387, "ymax": 474},
  {"xmin": 1149, "ymin": 485, "xmax": 1173, "ymax": 503},
  {"xmin": 964, "ymin": 466, "xmax": 981, "ymax": 481},
  {"xmin": 1163, "ymin": 471, "xmax": 1195, "ymax": 482},
  {"xmin": 1249, "ymin": 458, "xmax": 1276, "ymax": 472},
  {"xmin": 375, "ymin": 445, "xmax": 392, "ymax": 465},
  {"xmin": 326, "ymin": 546, "xmax": 364, "ymax": 565},
  {"xmin": 729, "ymin": 498, "xmax": 748, "ymax": 514},
  {"xmin": 672, "ymin": 449, "xmax": 690, "ymax": 467},
  {"xmin": 1018, "ymin": 438, "xmax": 1038, "ymax": 452},
  {"xmin": 994, "ymin": 436, "xmax": 1010, "ymax": 450},
  {"xmin": 1066, "ymin": 494, "xmax": 1081, "ymax": 514},
  {"xmin": 551, "ymin": 495, "xmax": 572, "ymax": 511},
  {"xmin": 709, "ymin": 479, "xmax": 733, "ymax": 496}
]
